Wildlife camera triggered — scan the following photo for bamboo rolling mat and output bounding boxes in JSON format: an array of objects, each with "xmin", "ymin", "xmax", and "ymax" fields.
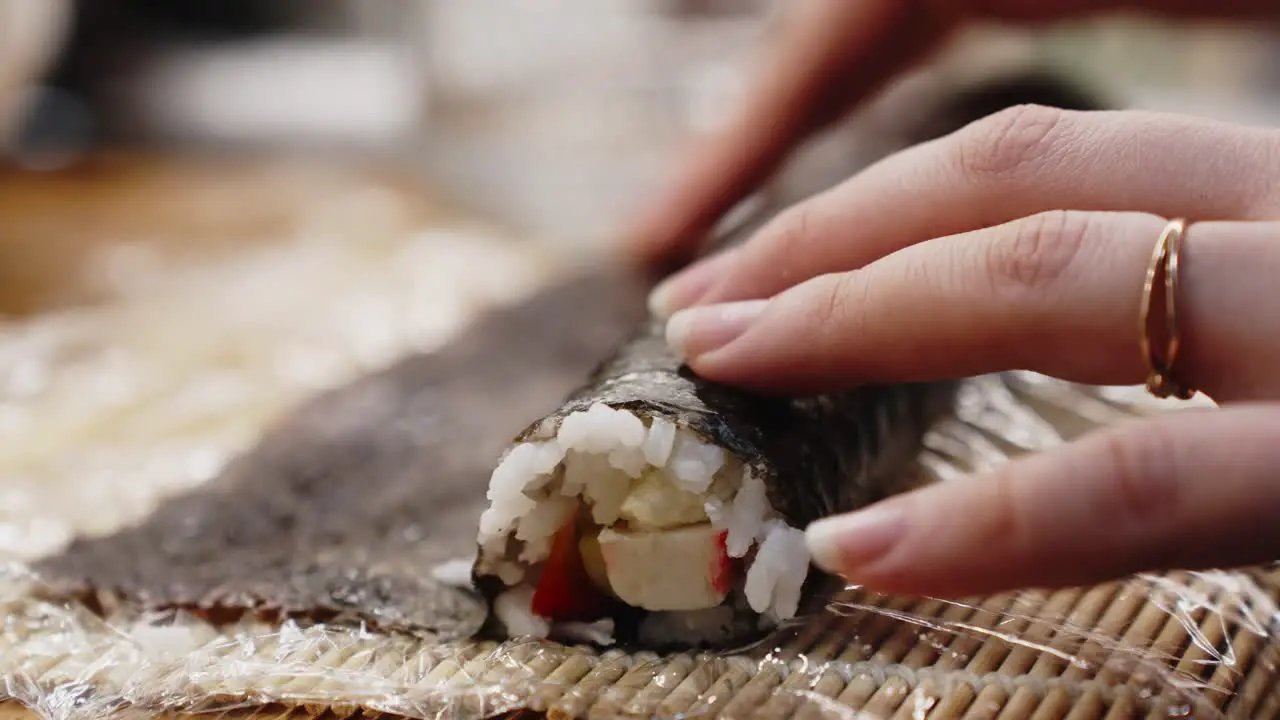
[{"xmin": 2, "ymin": 565, "xmax": 1278, "ymax": 719}]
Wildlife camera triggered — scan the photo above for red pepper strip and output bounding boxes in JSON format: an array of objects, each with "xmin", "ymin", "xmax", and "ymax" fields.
[
  {"xmin": 710, "ymin": 530, "xmax": 733, "ymax": 595},
  {"xmin": 531, "ymin": 519, "xmax": 610, "ymax": 622}
]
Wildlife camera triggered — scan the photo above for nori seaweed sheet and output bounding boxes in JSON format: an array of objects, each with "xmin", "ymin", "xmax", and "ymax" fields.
[{"xmin": 32, "ymin": 268, "xmax": 652, "ymax": 640}]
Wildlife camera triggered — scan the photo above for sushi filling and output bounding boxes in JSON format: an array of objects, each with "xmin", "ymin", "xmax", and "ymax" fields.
[{"xmin": 476, "ymin": 402, "xmax": 811, "ymax": 645}]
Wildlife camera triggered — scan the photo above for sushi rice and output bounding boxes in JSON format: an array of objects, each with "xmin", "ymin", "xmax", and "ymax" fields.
[{"xmin": 476, "ymin": 401, "xmax": 812, "ymax": 646}]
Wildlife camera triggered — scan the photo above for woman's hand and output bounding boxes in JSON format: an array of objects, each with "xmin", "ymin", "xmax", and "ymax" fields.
[
  {"xmin": 651, "ymin": 104, "xmax": 1280, "ymax": 598},
  {"xmin": 623, "ymin": 0, "xmax": 1278, "ymax": 269}
]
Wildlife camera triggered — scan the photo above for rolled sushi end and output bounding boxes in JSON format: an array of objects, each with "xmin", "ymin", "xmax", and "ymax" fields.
[{"xmin": 475, "ymin": 402, "xmax": 813, "ymax": 648}]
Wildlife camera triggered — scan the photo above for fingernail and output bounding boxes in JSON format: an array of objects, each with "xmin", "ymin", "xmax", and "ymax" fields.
[
  {"xmin": 665, "ymin": 300, "xmax": 767, "ymax": 361},
  {"xmin": 648, "ymin": 249, "xmax": 738, "ymax": 318},
  {"xmin": 806, "ymin": 503, "xmax": 907, "ymax": 576}
]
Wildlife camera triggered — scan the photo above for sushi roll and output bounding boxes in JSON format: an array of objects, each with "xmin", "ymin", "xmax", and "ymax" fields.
[{"xmin": 473, "ymin": 318, "xmax": 957, "ymax": 650}]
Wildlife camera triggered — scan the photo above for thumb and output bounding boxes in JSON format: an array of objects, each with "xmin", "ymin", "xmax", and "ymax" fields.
[{"xmin": 805, "ymin": 404, "xmax": 1280, "ymax": 598}]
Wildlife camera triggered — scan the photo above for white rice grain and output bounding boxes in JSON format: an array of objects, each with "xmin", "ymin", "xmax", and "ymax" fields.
[
  {"xmin": 529, "ymin": 441, "xmax": 567, "ymax": 474},
  {"xmin": 557, "ymin": 403, "xmax": 645, "ymax": 453},
  {"xmin": 479, "ymin": 441, "xmax": 564, "ymax": 539},
  {"xmin": 515, "ymin": 495, "xmax": 577, "ymax": 562},
  {"xmin": 561, "ymin": 451, "xmax": 630, "ymax": 524},
  {"xmin": 487, "ymin": 442, "xmax": 560, "ymax": 499},
  {"xmin": 583, "ymin": 466, "xmax": 632, "ymax": 525},
  {"xmin": 478, "ymin": 493, "xmax": 534, "ymax": 538},
  {"xmin": 607, "ymin": 444, "xmax": 647, "ymax": 478},
  {"xmin": 769, "ymin": 525, "xmax": 810, "ymax": 619},
  {"xmin": 668, "ymin": 434, "xmax": 725, "ymax": 493},
  {"xmin": 494, "ymin": 587, "xmax": 549, "ymax": 638},
  {"xmin": 720, "ymin": 469, "xmax": 767, "ymax": 558},
  {"xmin": 641, "ymin": 417, "xmax": 677, "ymax": 466},
  {"xmin": 743, "ymin": 520, "xmax": 809, "ymax": 619},
  {"xmin": 560, "ymin": 450, "xmax": 604, "ymax": 498}
]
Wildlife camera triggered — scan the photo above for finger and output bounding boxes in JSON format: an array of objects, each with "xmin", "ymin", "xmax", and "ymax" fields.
[
  {"xmin": 805, "ymin": 403, "xmax": 1280, "ymax": 598},
  {"xmin": 666, "ymin": 212, "xmax": 1280, "ymax": 402},
  {"xmin": 623, "ymin": 0, "xmax": 952, "ymax": 269},
  {"xmin": 648, "ymin": 106, "xmax": 1280, "ymax": 312}
]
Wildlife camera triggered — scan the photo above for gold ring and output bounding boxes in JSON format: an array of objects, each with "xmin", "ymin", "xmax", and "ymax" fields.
[{"xmin": 1139, "ymin": 218, "xmax": 1196, "ymax": 400}]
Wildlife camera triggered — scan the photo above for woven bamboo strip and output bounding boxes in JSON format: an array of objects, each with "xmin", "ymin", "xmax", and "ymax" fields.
[
  {"xmin": 856, "ymin": 596, "xmax": 998, "ymax": 718},
  {"xmin": 301, "ymin": 633, "xmax": 419, "ymax": 716},
  {"xmin": 888, "ymin": 594, "xmax": 1023, "ymax": 720},
  {"xmin": 3, "ymin": 572, "xmax": 1277, "ymax": 719},
  {"xmin": 545, "ymin": 650, "xmax": 635, "ymax": 720},
  {"xmin": 959, "ymin": 587, "xmax": 1095, "ymax": 719},
  {"xmin": 787, "ymin": 595, "xmax": 946, "ymax": 720},
  {"xmin": 1025, "ymin": 576, "xmax": 1192, "ymax": 720},
  {"xmin": 922, "ymin": 591, "xmax": 1061, "ymax": 719}
]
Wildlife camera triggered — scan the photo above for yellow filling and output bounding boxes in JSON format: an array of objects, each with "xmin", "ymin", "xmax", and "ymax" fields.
[
  {"xmin": 618, "ymin": 471, "xmax": 709, "ymax": 530},
  {"xmin": 578, "ymin": 531, "xmax": 615, "ymax": 597}
]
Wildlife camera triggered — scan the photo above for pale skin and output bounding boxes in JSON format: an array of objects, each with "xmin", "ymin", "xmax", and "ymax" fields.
[{"xmin": 627, "ymin": 0, "xmax": 1280, "ymax": 599}]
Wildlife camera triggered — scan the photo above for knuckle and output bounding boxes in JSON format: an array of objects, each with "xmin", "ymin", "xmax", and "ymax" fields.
[
  {"xmin": 955, "ymin": 103, "xmax": 1066, "ymax": 179},
  {"xmin": 975, "ymin": 467, "xmax": 1028, "ymax": 554},
  {"xmin": 984, "ymin": 210, "xmax": 1091, "ymax": 296},
  {"xmin": 1094, "ymin": 425, "xmax": 1182, "ymax": 529},
  {"xmin": 790, "ymin": 271, "xmax": 870, "ymax": 357},
  {"xmin": 807, "ymin": 272, "xmax": 860, "ymax": 337},
  {"xmin": 757, "ymin": 202, "xmax": 823, "ymax": 286}
]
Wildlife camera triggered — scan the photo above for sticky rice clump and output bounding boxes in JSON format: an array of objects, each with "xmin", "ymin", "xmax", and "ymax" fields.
[{"xmin": 477, "ymin": 402, "xmax": 811, "ymax": 646}]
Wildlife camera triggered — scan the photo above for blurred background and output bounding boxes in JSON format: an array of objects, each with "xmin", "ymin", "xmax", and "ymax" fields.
[
  {"xmin": 2, "ymin": 0, "xmax": 1279, "ymax": 316},
  {"xmin": 0, "ymin": 1, "xmax": 1277, "ymax": 560}
]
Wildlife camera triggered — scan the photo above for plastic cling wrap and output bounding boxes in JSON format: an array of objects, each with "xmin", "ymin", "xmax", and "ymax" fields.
[{"xmin": 2, "ymin": 374, "xmax": 1278, "ymax": 720}]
